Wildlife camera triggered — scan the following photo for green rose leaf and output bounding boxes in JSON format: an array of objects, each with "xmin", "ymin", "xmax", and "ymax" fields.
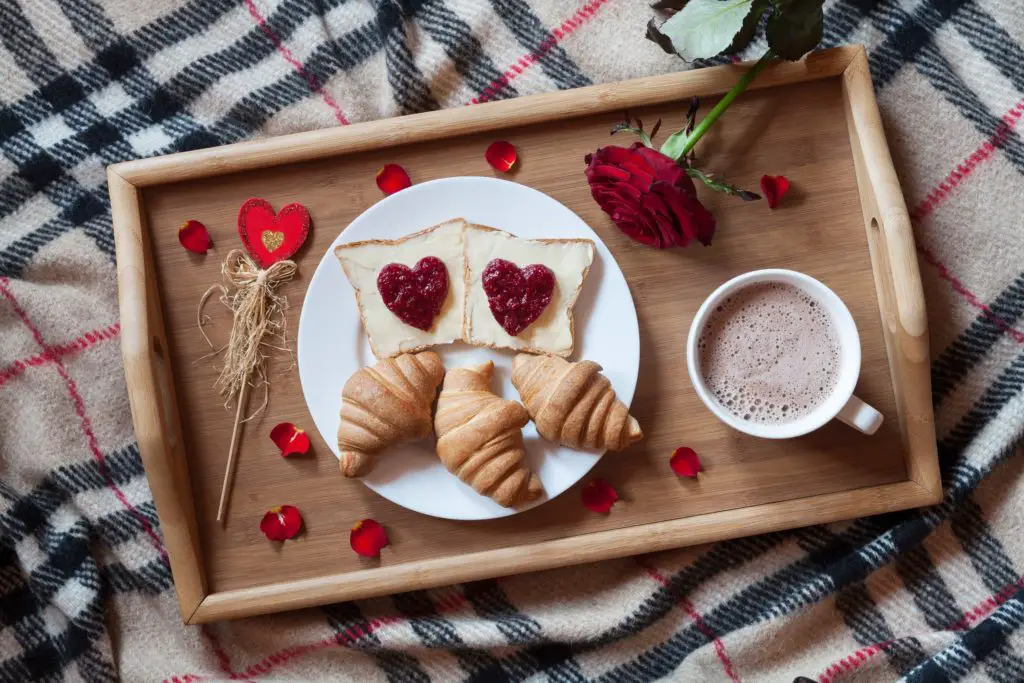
[
  {"xmin": 765, "ymin": 0, "xmax": 824, "ymax": 60},
  {"xmin": 655, "ymin": 0, "xmax": 758, "ymax": 61},
  {"xmin": 645, "ymin": 17, "xmax": 677, "ymax": 55},
  {"xmin": 724, "ymin": 0, "xmax": 769, "ymax": 54}
]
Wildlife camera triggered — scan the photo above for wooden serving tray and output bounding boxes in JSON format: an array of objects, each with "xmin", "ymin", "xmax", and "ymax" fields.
[{"xmin": 110, "ymin": 45, "xmax": 940, "ymax": 624}]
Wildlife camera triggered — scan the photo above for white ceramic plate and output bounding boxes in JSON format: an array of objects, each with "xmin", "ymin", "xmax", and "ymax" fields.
[{"xmin": 298, "ymin": 177, "xmax": 639, "ymax": 520}]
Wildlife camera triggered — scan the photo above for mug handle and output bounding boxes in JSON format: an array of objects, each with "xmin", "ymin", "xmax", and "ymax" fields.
[{"xmin": 836, "ymin": 395, "xmax": 884, "ymax": 435}]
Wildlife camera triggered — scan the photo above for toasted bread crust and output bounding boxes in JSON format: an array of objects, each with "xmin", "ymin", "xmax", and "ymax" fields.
[
  {"xmin": 335, "ymin": 219, "xmax": 594, "ymax": 358},
  {"xmin": 334, "ymin": 219, "xmax": 468, "ymax": 359},
  {"xmin": 463, "ymin": 224, "xmax": 594, "ymax": 357}
]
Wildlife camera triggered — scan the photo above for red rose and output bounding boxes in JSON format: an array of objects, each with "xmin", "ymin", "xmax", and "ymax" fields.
[{"xmin": 584, "ymin": 143, "xmax": 716, "ymax": 248}]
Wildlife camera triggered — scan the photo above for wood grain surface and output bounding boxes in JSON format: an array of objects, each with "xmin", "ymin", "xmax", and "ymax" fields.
[{"xmin": 112, "ymin": 47, "xmax": 938, "ymax": 622}]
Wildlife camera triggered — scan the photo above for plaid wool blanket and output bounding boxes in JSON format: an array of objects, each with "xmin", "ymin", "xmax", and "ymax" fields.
[{"xmin": 2, "ymin": 0, "xmax": 1023, "ymax": 681}]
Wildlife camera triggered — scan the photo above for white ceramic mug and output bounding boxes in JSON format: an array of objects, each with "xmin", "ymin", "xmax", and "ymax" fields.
[{"xmin": 686, "ymin": 269, "xmax": 883, "ymax": 439}]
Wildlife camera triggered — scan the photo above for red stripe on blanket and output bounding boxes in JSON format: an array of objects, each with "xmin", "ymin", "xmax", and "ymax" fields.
[
  {"xmin": 0, "ymin": 278, "xmax": 167, "ymax": 558},
  {"xmin": 0, "ymin": 322, "xmax": 120, "ymax": 389},
  {"xmin": 637, "ymin": 559, "xmax": 741, "ymax": 683},
  {"xmin": 168, "ymin": 590, "xmax": 469, "ymax": 681},
  {"xmin": 469, "ymin": 0, "xmax": 612, "ymax": 105},
  {"xmin": 817, "ymin": 640, "xmax": 893, "ymax": 683},
  {"xmin": 818, "ymin": 576, "xmax": 1024, "ymax": 682},
  {"xmin": 946, "ymin": 575, "xmax": 1024, "ymax": 631},
  {"xmin": 202, "ymin": 625, "xmax": 256, "ymax": 683},
  {"xmin": 916, "ymin": 243, "xmax": 1024, "ymax": 344},
  {"xmin": 902, "ymin": 97, "xmax": 1024, "ymax": 344},
  {"xmin": 911, "ymin": 97, "xmax": 1024, "ymax": 221},
  {"xmin": 244, "ymin": 0, "xmax": 350, "ymax": 125}
]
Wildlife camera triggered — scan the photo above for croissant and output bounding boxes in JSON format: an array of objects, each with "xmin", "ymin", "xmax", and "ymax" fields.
[
  {"xmin": 511, "ymin": 353, "xmax": 643, "ymax": 451},
  {"xmin": 434, "ymin": 361, "xmax": 543, "ymax": 507},
  {"xmin": 338, "ymin": 351, "xmax": 445, "ymax": 477}
]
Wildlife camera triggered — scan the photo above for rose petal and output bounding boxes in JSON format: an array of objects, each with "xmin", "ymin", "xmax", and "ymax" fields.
[
  {"xmin": 178, "ymin": 219, "xmax": 211, "ymax": 254},
  {"xmin": 670, "ymin": 447, "xmax": 703, "ymax": 478},
  {"xmin": 581, "ymin": 478, "xmax": 619, "ymax": 514},
  {"xmin": 485, "ymin": 140, "xmax": 518, "ymax": 173},
  {"xmin": 350, "ymin": 519, "xmax": 389, "ymax": 557},
  {"xmin": 376, "ymin": 164, "xmax": 412, "ymax": 195},
  {"xmin": 270, "ymin": 422, "xmax": 310, "ymax": 457},
  {"xmin": 760, "ymin": 175, "xmax": 791, "ymax": 209},
  {"xmin": 260, "ymin": 505, "xmax": 303, "ymax": 541}
]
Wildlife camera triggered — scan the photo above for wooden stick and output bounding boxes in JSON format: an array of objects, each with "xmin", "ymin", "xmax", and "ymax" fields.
[{"xmin": 216, "ymin": 381, "xmax": 250, "ymax": 524}]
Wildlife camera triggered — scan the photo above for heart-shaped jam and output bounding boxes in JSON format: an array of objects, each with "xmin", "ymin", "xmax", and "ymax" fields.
[
  {"xmin": 377, "ymin": 257, "xmax": 449, "ymax": 331},
  {"xmin": 481, "ymin": 258, "xmax": 555, "ymax": 336}
]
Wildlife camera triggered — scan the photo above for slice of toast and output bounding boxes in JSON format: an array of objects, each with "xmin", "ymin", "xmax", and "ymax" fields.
[
  {"xmin": 335, "ymin": 218, "xmax": 467, "ymax": 359},
  {"xmin": 464, "ymin": 224, "xmax": 594, "ymax": 357}
]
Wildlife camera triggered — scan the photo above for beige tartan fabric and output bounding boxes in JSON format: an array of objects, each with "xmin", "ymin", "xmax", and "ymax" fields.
[{"xmin": 1, "ymin": 0, "xmax": 1023, "ymax": 681}]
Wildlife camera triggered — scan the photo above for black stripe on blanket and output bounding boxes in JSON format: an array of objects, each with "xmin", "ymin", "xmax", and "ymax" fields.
[
  {"xmin": 952, "ymin": 4, "xmax": 1024, "ymax": 94},
  {"xmin": 938, "ymin": 352, "xmax": 1024, "ymax": 474},
  {"xmin": 800, "ymin": 525, "xmax": 930, "ymax": 675},
  {"xmin": 0, "ymin": 445, "xmax": 145, "ymax": 544},
  {"xmin": 488, "ymin": 0, "xmax": 591, "ymax": 91},
  {"xmin": 0, "ymin": 518, "xmax": 114, "ymax": 682},
  {"xmin": 931, "ymin": 273, "xmax": 1024, "ymax": 406},
  {"xmin": 464, "ymin": 578, "xmax": 588, "ymax": 682},
  {"xmin": 391, "ymin": 589, "xmax": 504, "ymax": 678},
  {"xmin": 905, "ymin": 590, "xmax": 1024, "ymax": 683},
  {"xmin": 99, "ymin": 558, "xmax": 173, "ymax": 595},
  {"xmin": 949, "ymin": 498, "xmax": 1020, "ymax": 595},
  {"xmin": 982, "ymin": 641, "xmax": 1024, "ymax": 683},
  {"xmin": 418, "ymin": 0, "xmax": 519, "ymax": 102},
  {"xmin": 322, "ymin": 600, "xmax": 433, "ymax": 682},
  {"xmin": 130, "ymin": 0, "xmax": 239, "ymax": 57},
  {"xmin": 588, "ymin": 534, "xmax": 787, "ymax": 652},
  {"xmin": 0, "ymin": 0, "xmax": 367, "ymax": 276},
  {"xmin": 894, "ymin": 544, "xmax": 964, "ymax": 631},
  {"xmin": 866, "ymin": 0, "xmax": 967, "ymax": 91},
  {"xmin": 207, "ymin": 17, "xmax": 386, "ymax": 141},
  {"xmin": 822, "ymin": 0, "xmax": 875, "ymax": 47},
  {"xmin": 379, "ymin": 0, "xmax": 440, "ymax": 114},
  {"xmin": 913, "ymin": 40, "xmax": 1024, "ymax": 176}
]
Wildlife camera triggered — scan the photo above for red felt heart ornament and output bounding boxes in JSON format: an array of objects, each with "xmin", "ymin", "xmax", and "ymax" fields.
[
  {"xmin": 377, "ymin": 257, "xmax": 449, "ymax": 330},
  {"xmin": 237, "ymin": 198, "xmax": 311, "ymax": 268},
  {"xmin": 481, "ymin": 258, "xmax": 555, "ymax": 336}
]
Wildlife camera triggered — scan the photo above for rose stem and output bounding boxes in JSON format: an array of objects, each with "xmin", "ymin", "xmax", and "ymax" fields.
[{"xmin": 680, "ymin": 50, "xmax": 774, "ymax": 158}]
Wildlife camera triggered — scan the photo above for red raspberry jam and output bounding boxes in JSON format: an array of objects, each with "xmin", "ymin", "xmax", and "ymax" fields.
[
  {"xmin": 481, "ymin": 258, "xmax": 555, "ymax": 336},
  {"xmin": 377, "ymin": 256, "xmax": 449, "ymax": 331}
]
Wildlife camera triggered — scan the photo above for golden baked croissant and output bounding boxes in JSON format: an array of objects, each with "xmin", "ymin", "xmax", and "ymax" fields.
[
  {"xmin": 338, "ymin": 351, "xmax": 445, "ymax": 477},
  {"xmin": 434, "ymin": 361, "xmax": 542, "ymax": 507},
  {"xmin": 511, "ymin": 353, "xmax": 643, "ymax": 451}
]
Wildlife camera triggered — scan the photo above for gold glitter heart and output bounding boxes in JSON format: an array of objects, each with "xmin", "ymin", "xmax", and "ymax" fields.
[{"xmin": 261, "ymin": 230, "xmax": 285, "ymax": 253}]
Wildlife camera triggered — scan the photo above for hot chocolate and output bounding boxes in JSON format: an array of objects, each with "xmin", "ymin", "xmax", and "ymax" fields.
[{"xmin": 698, "ymin": 281, "xmax": 840, "ymax": 425}]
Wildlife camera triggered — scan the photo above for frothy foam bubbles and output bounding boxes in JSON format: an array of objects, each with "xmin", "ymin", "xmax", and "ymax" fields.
[{"xmin": 698, "ymin": 282, "xmax": 840, "ymax": 425}]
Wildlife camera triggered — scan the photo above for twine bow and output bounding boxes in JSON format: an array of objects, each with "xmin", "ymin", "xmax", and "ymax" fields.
[{"xmin": 198, "ymin": 249, "xmax": 297, "ymax": 416}]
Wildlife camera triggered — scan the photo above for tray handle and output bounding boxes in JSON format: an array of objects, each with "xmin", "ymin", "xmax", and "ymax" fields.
[
  {"xmin": 109, "ymin": 168, "xmax": 208, "ymax": 619},
  {"xmin": 842, "ymin": 48, "xmax": 940, "ymax": 499}
]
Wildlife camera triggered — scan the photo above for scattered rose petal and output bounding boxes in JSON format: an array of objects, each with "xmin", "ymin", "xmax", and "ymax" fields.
[
  {"xmin": 350, "ymin": 519, "xmax": 389, "ymax": 557},
  {"xmin": 178, "ymin": 219, "xmax": 211, "ymax": 254},
  {"xmin": 760, "ymin": 175, "xmax": 790, "ymax": 209},
  {"xmin": 485, "ymin": 140, "xmax": 518, "ymax": 173},
  {"xmin": 670, "ymin": 447, "xmax": 703, "ymax": 478},
  {"xmin": 260, "ymin": 505, "xmax": 303, "ymax": 541},
  {"xmin": 376, "ymin": 164, "xmax": 412, "ymax": 195},
  {"xmin": 270, "ymin": 422, "xmax": 310, "ymax": 457},
  {"xmin": 581, "ymin": 478, "xmax": 619, "ymax": 514}
]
